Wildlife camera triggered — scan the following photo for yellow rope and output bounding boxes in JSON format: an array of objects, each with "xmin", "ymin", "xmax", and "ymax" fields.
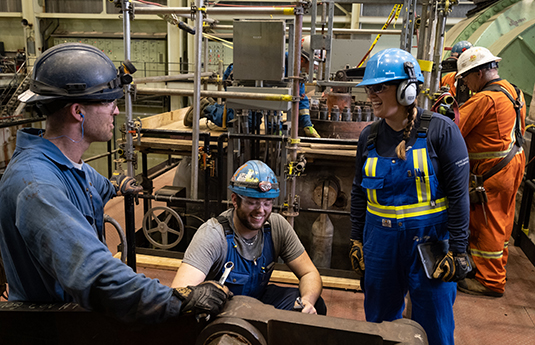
[{"xmin": 358, "ymin": 4, "xmax": 403, "ymax": 68}]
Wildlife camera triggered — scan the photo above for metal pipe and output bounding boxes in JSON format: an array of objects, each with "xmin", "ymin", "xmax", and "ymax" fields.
[
  {"xmin": 324, "ymin": 2, "xmax": 335, "ymax": 80},
  {"xmin": 136, "ymin": 87, "xmax": 292, "ymax": 101},
  {"xmin": 209, "ymin": 24, "xmax": 402, "ymax": 35},
  {"xmin": 191, "ymin": 0, "xmax": 204, "ymax": 200},
  {"xmin": 84, "ymin": 149, "xmax": 119, "ymax": 163},
  {"xmin": 134, "ymin": 6, "xmax": 295, "ymax": 16},
  {"xmin": 285, "ymin": 5, "xmax": 303, "ymax": 227},
  {"xmin": 122, "ymin": 0, "xmax": 137, "ymax": 271},
  {"xmin": 134, "ymin": 72, "xmax": 213, "ymax": 84},
  {"xmin": 430, "ymin": 7, "xmax": 448, "ymax": 95}
]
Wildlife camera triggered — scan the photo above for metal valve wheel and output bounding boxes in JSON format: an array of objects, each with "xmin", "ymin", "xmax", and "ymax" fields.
[{"xmin": 142, "ymin": 206, "xmax": 184, "ymax": 249}]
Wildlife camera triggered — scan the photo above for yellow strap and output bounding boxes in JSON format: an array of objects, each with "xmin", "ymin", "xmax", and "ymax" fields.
[
  {"xmin": 358, "ymin": 5, "xmax": 402, "ymax": 68},
  {"xmin": 417, "ymin": 59, "xmax": 433, "ymax": 73},
  {"xmin": 288, "ymin": 138, "xmax": 300, "ymax": 144}
]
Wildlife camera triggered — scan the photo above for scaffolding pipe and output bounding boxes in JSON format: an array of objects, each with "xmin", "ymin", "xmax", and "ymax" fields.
[
  {"xmin": 136, "ymin": 87, "xmax": 292, "ymax": 102},
  {"xmin": 209, "ymin": 24, "xmax": 403, "ymax": 35},
  {"xmin": 191, "ymin": 0, "xmax": 204, "ymax": 200},
  {"xmin": 121, "ymin": 0, "xmax": 137, "ymax": 271},
  {"xmin": 134, "ymin": 72, "xmax": 213, "ymax": 84},
  {"xmin": 430, "ymin": 5, "xmax": 448, "ymax": 95},
  {"xmin": 134, "ymin": 6, "xmax": 295, "ymax": 16},
  {"xmin": 285, "ymin": 5, "xmax": 303, "ymax": 227}
]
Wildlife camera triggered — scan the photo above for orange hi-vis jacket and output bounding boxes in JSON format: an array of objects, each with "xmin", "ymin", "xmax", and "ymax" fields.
[
  {"xmin": 458, "ymin": 78, "xmax": 526, "ymax": 294},
  {"xmin": 440, "ymin": 72, "xmax": 457, "ymax": 96}
]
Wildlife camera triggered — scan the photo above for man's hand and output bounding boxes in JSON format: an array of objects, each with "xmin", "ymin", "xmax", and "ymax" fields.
[
  {"xmin": 173, "ymin": 281, "xmax": 232, "ymax": 318},
  {"xmin": 349, "ymin": 239, "xmax": 365, "ymax": 278},
  {"xmin": 432, "ymin": 251, "xmax": 472, "ymax": 282},
  {"xmin": 110, "ymin": 174, "xmax": 142, "ymax": 196}
]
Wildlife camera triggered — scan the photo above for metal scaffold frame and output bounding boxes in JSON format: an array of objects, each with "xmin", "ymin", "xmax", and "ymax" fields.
[{"xmin": 118, "ymin": 0, "xmax": 453, "ymax": 269}]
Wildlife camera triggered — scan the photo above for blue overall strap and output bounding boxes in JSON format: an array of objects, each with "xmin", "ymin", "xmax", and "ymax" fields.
[
  {"xmin": 366, "ymin": 119, "xmax": 383, "ymax": 149},
  {"xmin": 417, "ymin": 110, "xmax": 433, "ymax": 138},
  {"xmin": 214, "ymin": 215, "xmax": 274, "ymax": 298}
]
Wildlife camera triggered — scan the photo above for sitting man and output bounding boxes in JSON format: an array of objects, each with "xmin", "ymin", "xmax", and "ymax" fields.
[{"xmin": 172, "ymin": 160, "xmax": 326, "ymax": 314}]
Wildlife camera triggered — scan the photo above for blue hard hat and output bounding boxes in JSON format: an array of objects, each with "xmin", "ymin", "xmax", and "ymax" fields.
[
  {"xmin": 357, "ymin": 48, "xmax": 424, "ymax": 87},
  {"xmin": 25, "ymin": 43, "xmax": 126, "ymax": 104},
  {"xmin": 451, "ymin": 41, "xmax": 473, "ymax": 56},
  {"xmin": 228, "ymin": 160, "xmax": 280, "ymax": 199}
]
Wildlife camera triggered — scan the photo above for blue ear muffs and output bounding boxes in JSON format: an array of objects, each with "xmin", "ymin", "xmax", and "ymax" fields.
[{"xmin": 396, "ymin": 62, "xmax": 419, "ymax": 106}]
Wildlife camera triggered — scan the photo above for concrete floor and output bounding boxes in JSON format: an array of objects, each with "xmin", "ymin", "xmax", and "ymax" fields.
[{"xmin": 102, "ymin": 167, "xmax": 535, "ymax": 345}]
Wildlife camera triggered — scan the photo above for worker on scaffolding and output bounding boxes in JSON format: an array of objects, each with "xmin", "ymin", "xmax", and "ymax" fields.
[
  {"xmin": 184, "ymin": 51, "xmax": 320, "ymax": 138},
  {"xmin": 440, "ymin": 40, "xmax": 473, "ymax": 98},
  {"xmin": 172, "ymin": 160, "xmax": 326, "ymax": 315},
  {"xmin": 0, "ymin": 42, "xmax": 231, "ymax": 323},
  {"xmin": 349, "ymin": 48, "xmax": 471, "ymax": 345}
]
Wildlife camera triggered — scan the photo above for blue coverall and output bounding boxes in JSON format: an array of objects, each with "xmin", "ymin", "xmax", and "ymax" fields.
[
  {"xmin": 0, "ymin": 128, "xmax": 182, "ymax": 323},
  {"xmin": 351, "ymin": 109, "xmax": 470, "ymax": 345}
]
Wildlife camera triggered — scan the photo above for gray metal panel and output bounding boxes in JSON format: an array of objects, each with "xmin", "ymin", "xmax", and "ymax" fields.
[
  {"xmin": 330, "ymin": 35, "xmax": 372, "ymax": 72},
  {"xmin": 226, "ymin": 86, "xmax": 291, "ymax": 111},
  {"xmin": 233, "ymin": 20, "xmax": 285, "ymax": 82}
]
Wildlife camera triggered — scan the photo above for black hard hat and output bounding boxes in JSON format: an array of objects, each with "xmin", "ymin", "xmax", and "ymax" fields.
[{"xmin": 24, "ymin": 43, "xmax": 125, "ymax": 104}]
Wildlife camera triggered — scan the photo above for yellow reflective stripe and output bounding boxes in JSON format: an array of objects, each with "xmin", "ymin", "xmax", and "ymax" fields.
[
  {"xmin": 471, "ymin": 247, "xmax": 504, "ymax": 260},
  {"xmin": 365, "ymin": 157, "xmax": 378, "ymax": 203},
  {"xmin": 413, "ymin": 148, "xmax": 431, "ymax": 203},
  {"xmin": 367, "ymin": 197, "xmax": 448, "ymax": 220}
]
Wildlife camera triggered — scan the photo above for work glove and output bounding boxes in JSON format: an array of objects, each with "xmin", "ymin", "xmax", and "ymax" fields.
[
  {"xmin": 183, "ymin": 97, "xmax": 216, "ymax": 127},
  {"xmin": 349, "ymin": 239, "xmax": 365, "ymax": 279},
  {"xmin": 110, "ymin": 173, "xmax": 142, "ymax": 196},
  {"xmin": 432, "ymin": 251, "xmax": 472, "ymax": 282},
  {"xmin": 173, "ymin": 281, "xmax": 232, "ymax": 318}
]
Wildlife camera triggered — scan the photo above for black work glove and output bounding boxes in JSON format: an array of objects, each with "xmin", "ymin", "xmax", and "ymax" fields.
[
  {"xmin": 173, "ymin": 281, "xmax": 232, "ymax": 318},
  {"xmin": 432, "ymin": 251, "xmax": 472, "ymax": 282},
  {"xmin": 110, "ymin": 173, "xmax": 142, "ymax": 196},
  {"xmin": 349, "ymin": 239, "xmax": 365, "ymax": 279}
]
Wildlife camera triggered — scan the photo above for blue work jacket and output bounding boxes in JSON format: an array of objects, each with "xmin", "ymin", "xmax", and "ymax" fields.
[{"xmin": 0, "ymin": 128, "xmax": 181, "ymax": 322}]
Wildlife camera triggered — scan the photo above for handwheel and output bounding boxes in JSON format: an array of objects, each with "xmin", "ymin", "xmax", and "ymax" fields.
[{"xmin": 142, "ymin": 206, "xmax": 184, "ymax": 249}]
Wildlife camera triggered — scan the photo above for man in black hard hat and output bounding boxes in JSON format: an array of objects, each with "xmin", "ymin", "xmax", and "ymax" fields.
[{"xmin": 0, "ymin": 43, "xmax": 231, "ymax": 323}]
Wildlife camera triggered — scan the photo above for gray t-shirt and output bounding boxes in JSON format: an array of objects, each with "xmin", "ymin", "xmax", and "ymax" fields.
[{"xmin": 182, "ymin": 209, "xmax": 305, "ymax": 280}]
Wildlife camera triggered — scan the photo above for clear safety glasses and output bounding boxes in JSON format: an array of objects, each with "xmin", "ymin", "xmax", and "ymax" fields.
[{"xmin": 237, "ymin": 194, "xmax": 274, "ymax": 209}]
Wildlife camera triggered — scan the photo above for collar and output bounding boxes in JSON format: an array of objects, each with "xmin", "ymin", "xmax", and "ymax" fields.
[{"xmin": 18, "ymin": 128, "xmax": 77, "ymax": 170}]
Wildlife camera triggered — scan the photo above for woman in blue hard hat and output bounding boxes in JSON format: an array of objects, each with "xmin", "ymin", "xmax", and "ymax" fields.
[{"xmin": 349, "ymin": 48, "xmax": 471, "ymax": 345}]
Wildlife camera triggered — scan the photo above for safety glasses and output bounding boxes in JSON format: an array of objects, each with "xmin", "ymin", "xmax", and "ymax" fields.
[
  {"xmin": 237, "ymin": 194, "xmax": 274, "ymax": 208},
  {"xmin": 364, "ymin": 84, "xmax": 390, "ymax": 95}
]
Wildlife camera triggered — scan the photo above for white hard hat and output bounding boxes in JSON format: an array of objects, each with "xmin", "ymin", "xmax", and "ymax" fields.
[{"xmin": 456, "ymin": 46, "xmax": 501, "ymax": 79}]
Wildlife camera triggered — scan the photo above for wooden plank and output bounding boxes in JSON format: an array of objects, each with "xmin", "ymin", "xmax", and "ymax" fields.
[{"xmin": 114, "ymin": 253, "xmax": 361, "ymax": 291}]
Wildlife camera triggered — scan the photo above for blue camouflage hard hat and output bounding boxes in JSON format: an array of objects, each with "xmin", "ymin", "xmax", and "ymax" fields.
[
  {"xmin": 357, "ymin": 48, "xmax": 424, "ymax": 87},
  {"xmin": 228, "ymin": 160, "xmax": 280, "ymax": 198}
]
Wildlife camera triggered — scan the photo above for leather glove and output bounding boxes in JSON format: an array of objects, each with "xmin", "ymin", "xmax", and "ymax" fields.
[
  {"xmin": 349, "ymin": 239, "xmax": 365, "ymax": 279},
  {"xmin": 173, "ymin": 281, "xmax": 232, "ymax": 318},
  {"xmin": 432, "ymin": 251, "xmax": 472, "ymax": 282},
  {"xmin": 110, "ymin": 173, "xmax": 142, "ymax": 196}
]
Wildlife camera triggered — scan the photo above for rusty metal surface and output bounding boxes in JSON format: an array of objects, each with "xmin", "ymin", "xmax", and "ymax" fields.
[{"xmin": 218, "ymin": 296, "xmax": 428, "ymax": 345}]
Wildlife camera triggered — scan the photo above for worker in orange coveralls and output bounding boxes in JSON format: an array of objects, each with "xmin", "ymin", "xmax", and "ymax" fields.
[
  {"xmin": 456, "ymin": 46, "xmax": 526, "ymax": 297},
  {"xmin": 440, "ymin": 41, "xmax": 472, "ymax": 98}
]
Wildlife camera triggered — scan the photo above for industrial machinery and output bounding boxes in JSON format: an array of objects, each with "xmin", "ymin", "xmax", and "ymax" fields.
[{"xmin": 0, "ymin": 296, "xmax": 428, "ymax": 345}]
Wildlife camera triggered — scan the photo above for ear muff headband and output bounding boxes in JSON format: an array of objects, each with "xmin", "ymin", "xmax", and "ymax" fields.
[{"xmin": 397, "ymin": 62, "xmax": 419, "ymax": 106}]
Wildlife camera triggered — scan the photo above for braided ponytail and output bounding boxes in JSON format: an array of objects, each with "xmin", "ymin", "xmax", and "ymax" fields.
[{"xmin": 395, "ymin": 103, "xmax": 417, "ymax": 160}]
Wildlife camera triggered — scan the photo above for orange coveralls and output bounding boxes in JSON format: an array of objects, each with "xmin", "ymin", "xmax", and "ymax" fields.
[
  {"xmin": 440, "ymin": 72, "xmax": 457, "ymax": 96},
  {"xmin": 458, "ymin": 79, "xmax": 525, "ymax": 294}
]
